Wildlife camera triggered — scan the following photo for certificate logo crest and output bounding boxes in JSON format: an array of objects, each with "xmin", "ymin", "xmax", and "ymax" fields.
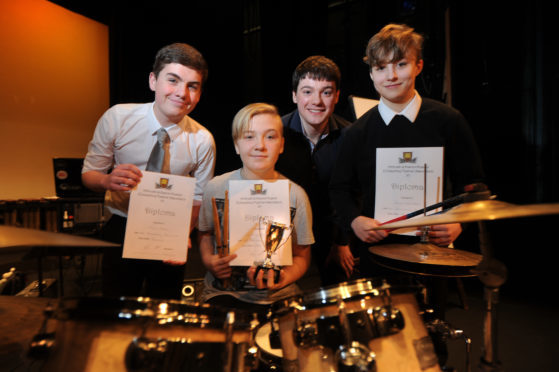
[
  {"xmin": 155, "ymin": 177, "xmax": 173, "ymax": 189},
  {"xmin": 250, "ymin": 183, "xmax": 266, "ymax": 195},
  {"xmin": 399, "ymin": 151, "xmax": 416, "ymax": 163}
]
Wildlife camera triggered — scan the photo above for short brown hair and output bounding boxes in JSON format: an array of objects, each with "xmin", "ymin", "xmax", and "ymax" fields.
[
  {"xmin": 364, "ymin": 24, "xmax": 424, "ymax": 69},
  {"xmin": 292, "ymin": 56, "xmax": 341, "ymax": 91},
  {"xmin": 152, "ymin": 43, "xmax": 208, "ymax": 84}
]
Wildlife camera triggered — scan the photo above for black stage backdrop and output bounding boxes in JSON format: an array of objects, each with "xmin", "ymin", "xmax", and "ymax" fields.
[{"xmin": 49, "ymin": 0, "xmax": 558, "ymax": 301}]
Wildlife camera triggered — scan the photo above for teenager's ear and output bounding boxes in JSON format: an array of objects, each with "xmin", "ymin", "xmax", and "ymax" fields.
[
  {"xmin": 416, "ymin": 59, "xmax": 424, "ymax": 75},
  {"xmin": 149, "ymin": 72, "xmax": 157, "ymax": 91}
]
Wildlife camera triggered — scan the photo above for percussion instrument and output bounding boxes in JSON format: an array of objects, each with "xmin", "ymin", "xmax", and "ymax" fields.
[
  {"xmin": 0, "ymin": 225, "xmax": 120, "ymax": 296},
  {"xmin": 254, "ymin": 321, "xmax": 283, "ymax": 370},
  {"xmin": 369, "ymin": 243, "xmax": 483, "ymax": 277},
  {"xmin": 37, "ymin": 297, "xmax": 260, "ymax": 372},
  {"xmin": 374, "ymin": 200, "xmax": 559, "ymax": 230},
  {"xmin": 272, "ymin": 279, "xmax": 441, "ymax": 372},
  {"xmin": 0, "ymin": 225, "xmax": 119, "ymax": 253}
]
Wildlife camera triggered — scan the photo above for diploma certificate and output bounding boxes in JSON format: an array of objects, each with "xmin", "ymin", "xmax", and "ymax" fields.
[
  {"xmin": 228, "ymin": 179, "xmax": 292, "ymax": 266},
  {"xmin": 375, "ymin": 147, "xmax": 443, "ymax": 235},
  {"xmin": 123, "ymin": 171, "xmax": 195, "ymax": 261}
]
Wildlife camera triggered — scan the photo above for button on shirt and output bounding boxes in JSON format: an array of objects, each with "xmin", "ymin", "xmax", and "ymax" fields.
[{"xmin": 83, "ymin": 102, "xmax": 216, "ymax": 217}]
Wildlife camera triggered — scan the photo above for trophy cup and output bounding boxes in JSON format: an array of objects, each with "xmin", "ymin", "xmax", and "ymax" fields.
[{"xmin": 255, "ymin": 216, "xmax": 292, "ymax": 284}]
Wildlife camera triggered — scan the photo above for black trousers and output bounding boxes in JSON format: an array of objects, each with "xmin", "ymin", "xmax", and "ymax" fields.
[{"xmin": 101, "ymin": 215, "xmax": 185, "ymax": 300}]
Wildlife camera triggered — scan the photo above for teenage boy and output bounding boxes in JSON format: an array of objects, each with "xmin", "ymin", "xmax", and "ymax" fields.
[
  {"xmin": 198, "ymin": 103, "xmax": 313, "ymax": 312},
  {"xmin": 330, "ymin": 24, "xmax": 485, "ymax": 277},
  {"xmin": 275, "ymin": 56, "xmax": 354, "ymax": 285},
  {"xmin": 82, "ymin": 43, "xmax": 216, "ymax": 299}
]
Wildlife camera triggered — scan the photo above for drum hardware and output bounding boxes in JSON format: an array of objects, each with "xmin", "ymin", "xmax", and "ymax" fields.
[
  {"xmin": 125, "ymin": 337, "xmax": 168, "ymax": 371},
  {"xmin": 28, "ymin": 302, "xmax": 56, "ymax": 358},
  {"xmin": 472, "ymin": 222, "xmax": 506, "ymax": 372},
  {"xmin": 425, "ymin": 319, "xmax": 472, "ymax": 372},
  {"xmin": 254, "ymin": 320, "xmax": 284, "ymax": 370},
  {"xmin": 244, "ymin": 341, "xmax": 260, "ymax": 372},
  {"xmin": 294, "ymin": 308, "xmax": 320, "ymax": 348},
  {"xmin": 35, "ymin": 297, "xmax": 260, "ymax": 371},
  {"xmin": 224, "ymin": 311, "xmax": 236, "ymax": 372},
  {"xmin": 125, "ymin": 336, "xmax": 253, "ymax": 371},
  {"xmin": 0, "ymin": 267, "xmax": 26, "ymax": 295},
  {"xmin": 374, "ymin": 187, "xmax": 559, "ymax": 372},
  {"xmin": 335, "ymin": 301, "xmax": 377, "ymax": 372},
  {"xmin": 336, "ymin": 341, "xmax": 376, "ymax": 372},
  {"xmin": 268, "ymin": 317, "xmax": 282, "ymax": 349},
  {"xmin": 273, "ymin": 279, "xmax": 437, "ymax": 371},
  {"xmin": 290, "ymin": 293, "xmax": 405, "ymax": 352},
  {"xmin": 0, "ymin": 225, "xmax": 120, "ymax": 296}
]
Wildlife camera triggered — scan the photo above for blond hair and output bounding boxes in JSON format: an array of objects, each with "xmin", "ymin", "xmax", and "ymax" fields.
[{"xmin": 231, "ymin": 103, "xmax": 282, "ymax": 142}]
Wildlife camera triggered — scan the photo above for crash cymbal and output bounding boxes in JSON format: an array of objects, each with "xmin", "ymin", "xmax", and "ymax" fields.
[
  {"xmin": 0, "ymin": 225, "xmax": 119, "ymax": 255},
  {"xmin": 374, "ymin": 200, "xmax": 559, "ymax": 230},
  {"xmin": 369, "ymin": 243, "xmax": 482, "ymax": 277}
]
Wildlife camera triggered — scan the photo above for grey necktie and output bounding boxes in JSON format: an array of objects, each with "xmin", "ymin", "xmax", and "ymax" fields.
[{"xmin": 146, "ymin": 128, "xmax": 170, "ymax": 173}]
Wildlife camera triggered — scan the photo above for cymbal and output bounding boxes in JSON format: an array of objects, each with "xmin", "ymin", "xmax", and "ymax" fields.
[
  {"xmin": 369, "ymin": 243, "xmax": 482, "ymax": 277},
  {"xmin": 0, "ymin": 225, "xmax": 119, "ymax": 255},
  {"xmin": 375, "ymin": 200, "xmax": 559, "ymax": 230}
]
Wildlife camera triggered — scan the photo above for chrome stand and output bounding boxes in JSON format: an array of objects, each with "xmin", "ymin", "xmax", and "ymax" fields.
[{"xmin": 474, "ymin": 221, "xmax": 507, "ymax": 372}]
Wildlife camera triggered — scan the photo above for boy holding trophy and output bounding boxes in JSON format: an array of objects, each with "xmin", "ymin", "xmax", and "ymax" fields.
[{"xmin": 198, "ymin": 103, "xmax": 314, "ymax": 312}]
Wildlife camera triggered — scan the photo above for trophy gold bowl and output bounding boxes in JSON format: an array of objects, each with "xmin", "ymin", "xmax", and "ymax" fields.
[{"xmin": 255, "ymin": 216, "xmax": 292, "ymax": 284}]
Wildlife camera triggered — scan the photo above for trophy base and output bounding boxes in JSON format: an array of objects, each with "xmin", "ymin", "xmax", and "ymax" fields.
[{"xmin": 253, "ymin": 264, "xmax": 281, "ymax": 284}]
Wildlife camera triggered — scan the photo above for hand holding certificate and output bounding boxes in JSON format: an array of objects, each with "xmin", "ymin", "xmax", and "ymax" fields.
[
  {"xmin": 123, "ymin": 171, "xmax": 195, "ymax": 262},
  {"xmin": 375, "ymin": 147, "xmax": 443, "ymax": 235}
]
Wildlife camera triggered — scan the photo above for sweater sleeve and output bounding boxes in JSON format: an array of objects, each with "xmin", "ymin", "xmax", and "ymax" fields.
[{"xmin": 329, "ymin": 123, "xmax": 364, "ymax": 244}]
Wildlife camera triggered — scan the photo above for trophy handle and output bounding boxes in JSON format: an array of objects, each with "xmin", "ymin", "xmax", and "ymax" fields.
[
  {"xmin": 258, "ymin": 216, "xmax": 268, "ymax": 249},
  {"xmin": 278, "ymin": 223, "xmax": 294, "ymax": 248}
]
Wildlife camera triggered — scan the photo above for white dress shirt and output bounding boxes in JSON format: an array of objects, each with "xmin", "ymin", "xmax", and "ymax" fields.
[
  {"xmin": 378, "ymin": 90, "xmax": 422, "ymax": 125},
  {"xmin": 83, "ymin": 102, "xmax": 215, "ymax": 217}
]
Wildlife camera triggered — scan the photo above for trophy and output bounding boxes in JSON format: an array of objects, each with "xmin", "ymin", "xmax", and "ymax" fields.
[{"xmin": 255, "ymin": 216, "xmax": 292, "ymax": 284}]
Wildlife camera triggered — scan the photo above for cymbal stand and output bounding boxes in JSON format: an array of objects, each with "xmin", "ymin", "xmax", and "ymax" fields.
[
  {"xmin": 457, "ymin": 187, "xmax": 506, "ymax": 371},
  {"xmin": 475, "ymin": 221, "xmax": 507, "ymax": 372}
]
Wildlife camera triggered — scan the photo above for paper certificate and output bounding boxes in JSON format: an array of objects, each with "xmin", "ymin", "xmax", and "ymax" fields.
[
  {"xmin": 123, "ymin": 171, "xmax": 195, "ymax": 261},
  {"xmin": 228, "ymin": 179, "xmax": 292, "ymax": 266},
  {"xmin": 375, "ymin": 147, "xmax": 443, "ymax": 235}
]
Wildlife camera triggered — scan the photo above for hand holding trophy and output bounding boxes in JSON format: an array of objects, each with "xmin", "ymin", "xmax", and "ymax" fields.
[{"xmin": 255, "ymin": 216, "xmax": 293, "ymax": 284}]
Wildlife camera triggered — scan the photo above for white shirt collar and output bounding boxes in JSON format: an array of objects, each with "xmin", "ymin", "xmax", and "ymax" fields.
[
  {"xmin": 378, "ymin": 91, "xmax": 422, "ymax": 125},
  {"xmin": 149, "ymin": 102, "xmax": 180, "ymax": 139}
]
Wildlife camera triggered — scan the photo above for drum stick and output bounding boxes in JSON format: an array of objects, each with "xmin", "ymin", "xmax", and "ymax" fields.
[
  {"xmin": 223, "ymin": 190, "xmax": 229, "ymax": 256},
  {"xmin": 222, "ymin": 191, "xmax": 231, "ymax": 289},
  {"xmin": 211, "ymin": 197, "xmax": 223, "ymax": 255},
  {"xmin": 379, "ymin": 182, "xmax": 489, "ymax": 231},
  {"xmin": 379, "ymin": 194, "xmax": 464, "ymax": 232}
]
